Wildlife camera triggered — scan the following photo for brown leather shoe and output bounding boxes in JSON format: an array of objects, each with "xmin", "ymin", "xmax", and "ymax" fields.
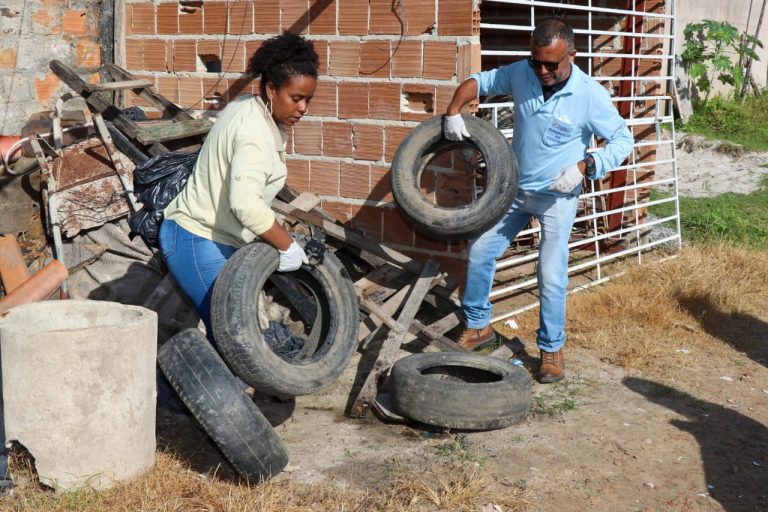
[
  {"xmin": 455, "ymin": 325, "xmax": 497, "ymax": 351},
  {"xmin": 539, "ymin": 349, "xmax": 565, "ymax": 383}
]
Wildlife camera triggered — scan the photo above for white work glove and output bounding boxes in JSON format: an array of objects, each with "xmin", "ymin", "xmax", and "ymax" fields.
[
  {"xmin": 444, "ymin": 113, "xmax": 470, "ymax": 141},
  {"xmin": 277, "ymin": 240, "xmax": 308, "ymax": 272},
  {"xmin": 548, "ymin": 163, "xmax": 584, "ymax": 194}
]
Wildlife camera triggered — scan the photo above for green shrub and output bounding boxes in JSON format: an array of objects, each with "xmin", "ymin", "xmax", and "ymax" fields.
[
  {"xmin": 681, "ymin": 94, "xmax": 768, "ymax": 152},
  {"xmin": 650, "ymin": 176, "xmax": 768, "ymax": 250}
]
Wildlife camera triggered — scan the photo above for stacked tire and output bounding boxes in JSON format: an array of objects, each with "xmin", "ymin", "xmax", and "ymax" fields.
[{"xmin": 158, "ymin": 235, "xmax": 359, "ymax": 483}]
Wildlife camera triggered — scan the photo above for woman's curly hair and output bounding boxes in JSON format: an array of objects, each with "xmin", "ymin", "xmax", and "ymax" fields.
[{"xmin": 247, "ymin": 32, "xmax": 319, "ymax": 98}]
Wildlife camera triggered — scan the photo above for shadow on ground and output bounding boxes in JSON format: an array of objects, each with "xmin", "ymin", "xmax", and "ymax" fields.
[
  {"xmin": 624, "ymin": 377, "xmax": 768, "ymax": 511},
  {"xmin": 679, "ymin": 293, "xmax": 768, "ymax": 368}
]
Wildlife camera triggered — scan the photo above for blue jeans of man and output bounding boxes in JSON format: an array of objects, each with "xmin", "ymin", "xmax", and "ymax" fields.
[
  {"xmin": 462, "ymin": 189, "xmax": 579, "ymax": 353},
  {"xmin": 158, "ymin": 219, "xmax": 237, "ymax": 343}
]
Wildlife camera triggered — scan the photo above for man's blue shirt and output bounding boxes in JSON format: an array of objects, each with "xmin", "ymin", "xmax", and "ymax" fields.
[{"xmin": 470, "ymin": 61, "xmax": 634, "ymax": 193}]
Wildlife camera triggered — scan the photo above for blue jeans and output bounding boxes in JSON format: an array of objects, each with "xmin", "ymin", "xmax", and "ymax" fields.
[
  {"xmin": 462, "ymin": 189, "xmax": 579, "ymax": 353},
  {"xmin": 158, "ymin": 219, "xmax": 237, "ymax": 343}
]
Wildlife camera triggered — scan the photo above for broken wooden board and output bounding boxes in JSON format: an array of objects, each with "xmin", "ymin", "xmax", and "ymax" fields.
[{"xmin": 348, "ymin": 259, "xmax": 440, "ymax": 418}]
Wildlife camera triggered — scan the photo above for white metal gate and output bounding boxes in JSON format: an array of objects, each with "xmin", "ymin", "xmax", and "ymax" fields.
[{"xmin": 476, "ymin": 0, "xmax": 681, "ymax": 322}]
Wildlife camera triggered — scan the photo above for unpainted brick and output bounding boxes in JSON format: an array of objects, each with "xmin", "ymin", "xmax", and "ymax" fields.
[
  {"xmin": 338, "ymin": 0, "xmax": 368, "ymax": 35},
  {"xmin": 402, "ymin": 83, "xmax": 435, "ymax": 122},
  {"xmin": 352, "ymin": 123, "xmax": 384, "ymax": 161},
  {"xmin": 322, "ymin": 121, "xmax": 353, "ymax": 158},
  {"xmin": 179, "ymin": 6, "xmax": 203, "ymax": 34},
  {"xmin": 62, "ymin": 9, "xmax": 88, "ymax": 35},
  {"xmin": 222, "ymin": 41, "xmax": 246, "ymax": 73},
  {"xmin": 437, "ymin": 0, "xmax": 473, "ymax": 36},
  {"xmin": 402, "ymin": 0, "xmax": 435, "ymax": 35},
  {"xmin": 282, "ymin": 0, "xmax": 309, "ymax": 34},
  {"xmin": 369, "ymin": 164, "xmax": 393, "ymax": 203},
  {"xmin": 368, "ymin": 83, "xmax": 400, "ymax": 120},
  {"xmin": 34, "ymin": 73, "xmax": 61, "ymax": 105},
  {"xmin": 125, "ymin": 39, "xmax": 142, "ymax": 70},
  {"xmin": 349, "ymin": 205, "xmax": 382, "ymax": 241},
  {"xmin": 254, "ymin": 0, "xmax": 280, "ymax": 33},
  {"xmin": 457, "ymin": 42, "xmax": 480, "ymax": 81},
  {"xmin": 229, "ymin": 2, "xmax": 254, "ymax": 34},
  {"xmin": 143, "ymin": 40, "xmax": 168, "ymax": 71},
  {"xmin": 173, "ymin": 40, "xmax": 197, "ymax": 72},
  {"xmin": 293, "ymin": 120, "xmax": 323, "ymax": 156},
  {"xmin": 178, "ymin": 76, "xmax": 203, "ymax": 109},
  {"xmin": 130, "ymin": 4, "xmax": 154, "ymax": 35},
  {"xmin": 203, "ymin": 77, "xmax": 229, "ymax": 109},
  {"xmin": 423, "ymin": 41, "xmax": 456, "ymax": 80},
  {"xmin": 311, "ymin": 40, "xmax": 328, "ymax": 75},
  {"xmin": 198, "ymin": 40, "xmax": 221, "ymax": 60},
  {"xmin": 156, "ymin": 3, "xmax": 178, "ymax": 34},
  {"xmin": 309, "ymin": 80, "xmax": 336, "ymax": 116},
  {"xmin": 328, "ymin": 41, "xmax": 360, "ymax": 77},
  {"xmin": 309, "ymin": 0, "xmax": 336, "ymax": 35},
  {"xmin": 360, "ymin": 40, "xmax": 391, "ymax": 79},
  {"xmin": 204, "ymin": 2, "xmax": 228, "ymax": 34},
  {"xmin": 309, "ymin": 160, "xmax": 340, "ymax": 196},
  {"xmin": 229, "ymin": 76, "xmax": 258, "ymax": 98},
  {"xmin": 157, "ymin": 76, "xmax": 179, "ymax": 103},
  {"xmin": 339, "ymin": 162, "xmax": 370, "ymax": 199},
  {"xmin": 391, "ymin": 40, "xmax": 421, "ymax": 78},
  {"xmin": 382, "ymin": 208, "xmax": 414, "ymax": 245},
  {"xmin": 384, "ymin": 126, "xmax": 411, "ymax": 163},
  {"xmin": 369, "ymin": 0, "xmax": 400, "ymax": 35},
  {"xmin": 337, "ymin": 82, "xmax": 368, "ymax": 119},
  {"xmin": 286, "ymin": 158, "xmax": 310, "ymax": 191}
]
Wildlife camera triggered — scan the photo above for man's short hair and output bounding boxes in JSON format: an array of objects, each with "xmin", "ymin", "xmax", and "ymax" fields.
[{"xmin": 532, "ymin": 19, "xmax": 575, "ymax": 49}]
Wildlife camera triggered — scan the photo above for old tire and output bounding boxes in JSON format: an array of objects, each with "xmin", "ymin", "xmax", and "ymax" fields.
[
  {"xmin": 158, "ymin": 329, "xmax": 289, "ymax": 482},
  {"xmin": 211, "ymin": 236, "xmax": 359, "ymax": 396},
  {"xmin": 390, "ymin": 352, "xmax": 531, "ymax": 430},
  {"xmin": 391, "ymin": 114, "xmax": 519, "ymax": 240}
]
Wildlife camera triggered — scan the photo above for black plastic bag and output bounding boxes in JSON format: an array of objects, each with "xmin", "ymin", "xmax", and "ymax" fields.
[{"xmin": 128, "ymin": 150, "xmax": 199, "ymax": 248}]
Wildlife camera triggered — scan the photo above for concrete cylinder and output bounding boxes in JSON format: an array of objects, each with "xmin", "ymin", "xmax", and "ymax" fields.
[{"xmin": 0, "ymin": 300, "xmax": 157, "ymax": 491}]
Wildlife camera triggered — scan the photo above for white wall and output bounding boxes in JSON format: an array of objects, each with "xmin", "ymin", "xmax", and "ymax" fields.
[{"xmin": 674, "ymin": 0, "xmax": 768, "ymax": 96}]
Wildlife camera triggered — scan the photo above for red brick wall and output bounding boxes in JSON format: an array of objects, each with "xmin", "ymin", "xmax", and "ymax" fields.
[{"xmin": 122, "ymin": 0, "xmax": 481, "ymax": 274}]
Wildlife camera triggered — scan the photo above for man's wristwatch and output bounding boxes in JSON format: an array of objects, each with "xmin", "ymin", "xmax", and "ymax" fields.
[{"xmin": 583, "ymin": 154, "xmax": 596, "ymax": 178}]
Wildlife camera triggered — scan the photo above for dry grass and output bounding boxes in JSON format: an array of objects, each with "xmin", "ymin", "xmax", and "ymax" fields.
[
  {"xmin": 0, "ymin": 450, "xmax": 530, "ymax": 512},
  {"xmin": 499, "ymin": 243, "xmax": 768, "ymax": 372}
]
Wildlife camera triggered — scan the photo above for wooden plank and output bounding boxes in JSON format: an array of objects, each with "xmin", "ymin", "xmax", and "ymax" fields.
[
  {"xmin": 49, "ymin": 60, "xmax": 145, "ymax": 142},
  {"xmin": 354, "ymin": 264, "xmax": 411, "ymax": 302},
  {"xmin": 357, "ymin": 284, "xmax": 411, "ymax": 343},
  {"xmin": 134, "ymin": 118, "xmax": 213, "ymax": 144},
  {"xmin": 84, "ymin": 79, "xmax": 153, "ymax": 92},
  {"xmin": 289, "ymin": 192, "xmax": 322, "ymax": 212},
  {"xmin": 489, "ymin": 337, "xmax": 526, "ymax": 360},
  {"xmin": 106, "ymin": 64, "xmax": 192, "ymax": 121},
  {"xmin": 349, "ymin": 259, "xmax": 440, "ymax": 418},
  {"xmin": 273, "ymin": 199, "xmax": 424, "ymax": 277},
  {"xmin": 409, "ymin": 318, "xmax": 466, "ymax": 352}
]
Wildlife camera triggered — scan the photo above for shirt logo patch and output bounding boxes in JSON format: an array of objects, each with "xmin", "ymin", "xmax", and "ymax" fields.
[{"xmin": 543, "ymin": 115, "xmax": 576, "ymax": 146}]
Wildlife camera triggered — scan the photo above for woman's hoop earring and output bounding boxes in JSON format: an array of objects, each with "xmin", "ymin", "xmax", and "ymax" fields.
[{"xmin": 266, "ymin": 98, "xmax": 273, "ymax": 116}]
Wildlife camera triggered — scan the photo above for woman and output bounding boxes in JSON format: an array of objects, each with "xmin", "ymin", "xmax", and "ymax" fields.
[{"xmin": 159, "ymin": 32, "xmax": 318, "ymax": 341}]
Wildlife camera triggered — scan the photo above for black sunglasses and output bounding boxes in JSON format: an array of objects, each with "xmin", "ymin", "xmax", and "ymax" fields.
[{"xmin": 528, "ymin": 52, "xmax": 571, "ymax": 72}]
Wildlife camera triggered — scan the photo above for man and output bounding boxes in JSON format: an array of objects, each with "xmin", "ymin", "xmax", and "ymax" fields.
[{"xmin": 445, "ymin": 19, "xmax": 633, "ymax": 383}]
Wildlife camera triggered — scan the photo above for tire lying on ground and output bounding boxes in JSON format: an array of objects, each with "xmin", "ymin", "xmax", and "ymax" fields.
[
  {"xmin": 391, "ymin": 114, "xmax": 519, "ymax": 240},
  {"xmin": 158, "ymin": 329, "xmax": 289, "ymax": 482},
  {"xmin": 389, "ymin": 352, "xmax": 531, "ymax": 430},
  {"xmin": 211, "ymin": 235, "xmax": 359, "ymax": 396}
]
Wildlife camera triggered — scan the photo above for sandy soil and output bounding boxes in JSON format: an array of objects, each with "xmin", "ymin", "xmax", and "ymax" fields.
[
  {"xmin": 656, "ymin": 133, "xmax": 768, "ymax": 197},
  {"xmin": 157, "ymin": 139, "xmax": 768, "ymax": 511}
]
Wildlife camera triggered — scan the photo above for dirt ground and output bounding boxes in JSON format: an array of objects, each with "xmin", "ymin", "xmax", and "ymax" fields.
[{"xmin": 152, "ymin": 139, "xmax": 768, "ymax": 512}]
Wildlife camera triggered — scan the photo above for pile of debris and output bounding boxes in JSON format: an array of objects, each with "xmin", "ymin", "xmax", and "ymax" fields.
[{"xmin": 0, "ymin": 61, "xmax": 531, "ymax": 486}]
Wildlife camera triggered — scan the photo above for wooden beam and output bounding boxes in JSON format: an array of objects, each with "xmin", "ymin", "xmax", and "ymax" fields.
[
  {"xmin": 348, "ymin": 259, "xmax": 440, "ymax": 418},
  {"xmin": 134, "ymin": 118, "xmax": 213, "ymax": 144},
  {"xmin": 84, "ymin": 79, "xmax": 153, "ymax": 92}
]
